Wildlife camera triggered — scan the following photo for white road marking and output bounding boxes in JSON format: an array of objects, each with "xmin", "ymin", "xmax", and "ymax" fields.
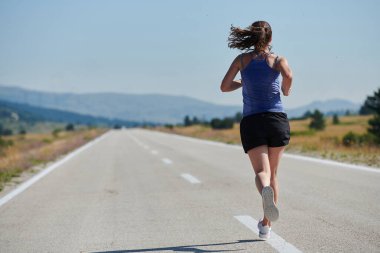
[
  {"xmin": 282, "ymin": 153, "xmax": 380, "ymax": 173},
  {"xmin": 181, "ymin": 173, "xmax": 201, "ymax": 184},
  {"xmin": 234, "ymin": 215, "xmax": 302, "ymax": 253},
  {"xmin": 144, "ymin": 129, "xmax": 380, "ymax": 173},
  {"xmin": 151, "ymin": 150, "xmax": 158, "ymax": 155},
  {"xmin": 162, "ymin": 158, "xmax": 173, "ymax": 165},
  {"xmin": 0, "ymin": 130, "xmax": 111, "ymax": 208},
  {"xmin": 127, "ymin": 132, "xmax": 146, "ymax": 148}
]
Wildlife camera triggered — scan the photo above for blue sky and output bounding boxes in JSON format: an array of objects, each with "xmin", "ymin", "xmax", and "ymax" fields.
[{"xmin": 0, "ymin": 0, "xmax": 379, "ymax": 109}]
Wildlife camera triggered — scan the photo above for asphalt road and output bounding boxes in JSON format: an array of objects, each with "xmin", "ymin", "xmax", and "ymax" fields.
[{"xmin": 0, "ymin": 129, "xmax": 379, "ymax": 253}]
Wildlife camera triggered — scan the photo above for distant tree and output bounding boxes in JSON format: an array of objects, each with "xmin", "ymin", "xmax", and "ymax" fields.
[
  {"xmin": 19, "ymin": 128, "xmax": 27, "ymax": 135},
  {"xmin": 164, "ymin": 124, "xmax": 174, "ymax": 129},
  {"xmin": 65, "ymin": 123, "xmax": 75, "ymax": 131},
  {"xmin": 113, "ymin": 124, "xmax": 122, "ymax": 129},
  {"xmin": 366, "ymin": 88, "xmax": 380, "ymax": 143},
  {"xmin": 234, "ymin": 112, "xmax": 243, "ymax": 123},
  {"xmin": 192, "ymin": 116, "xmax": 200, "ymax": 125},
  {"xmin": 363, "ymin": 88, "xmax": 380, "ymax": 115},
  {"xmin": 359, "ymin": 104, "xmax": 374, "ymax": 115},
  {"xmin": 184, "ymin": 115, "xmax": 192, "ymax": 127},
  {"xmin": 332, "ymin": 114, "xmax": 340, "ymax": 125},
  {"xmin": 345, "ymin": 110, "xmax": 351, "ymax": 116},
  {"xmin": 210, "ymin": 117, "xmax": 234, "ymax": 129},
  {"xmin": 309, "ymin": 110, "xmax": 326, "ymax": 130}
]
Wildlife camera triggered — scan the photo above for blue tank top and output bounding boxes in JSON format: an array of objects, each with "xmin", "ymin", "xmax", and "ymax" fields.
[{"xmin": 240, "ymin": 54, "xmax": 284, "ymax": 117}]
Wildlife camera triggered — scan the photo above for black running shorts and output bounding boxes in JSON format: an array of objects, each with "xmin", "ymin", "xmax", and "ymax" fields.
[{"xmin": 240, "ymin": 112, "xmax": 290, "ymax": 153}]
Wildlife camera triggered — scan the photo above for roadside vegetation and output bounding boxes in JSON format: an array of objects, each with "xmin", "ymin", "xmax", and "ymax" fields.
[{"xmin": 0, "ymin": 124, "xmax": 107, "ymax": 191}]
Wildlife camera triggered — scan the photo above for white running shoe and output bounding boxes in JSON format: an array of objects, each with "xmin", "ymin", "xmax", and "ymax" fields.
[
  {"xmin": 258, "ymin": 219, "xmax": 271, "ymax": 240},
  {"xmin": 262, "ymin": 186, "xmax": 279, "ymax": 222}
]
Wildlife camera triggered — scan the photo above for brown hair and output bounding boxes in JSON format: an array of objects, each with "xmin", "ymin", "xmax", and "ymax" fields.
[{"xmin": 228, "ymin": 21, "xmax": 272, "ymax": 52}]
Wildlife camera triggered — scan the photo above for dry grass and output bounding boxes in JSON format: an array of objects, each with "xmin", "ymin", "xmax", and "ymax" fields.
[
  {"xmin": 0, "ymin": 128, "xmax": 108, "ymax": 191},
  {"xmin": 153, "ymin": 115, "xmax": 380, "ymax": 168}
]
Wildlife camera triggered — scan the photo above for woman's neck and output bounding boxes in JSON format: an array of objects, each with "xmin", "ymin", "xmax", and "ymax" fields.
[{"xmin": 253, "ymin": 46, "xmax": 270, "ymax": 55}]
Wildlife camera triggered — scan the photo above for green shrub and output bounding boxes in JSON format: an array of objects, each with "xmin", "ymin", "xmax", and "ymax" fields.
[
  {"xmin": 309, "ymin": 110, "xmax": 326, "ymax": 131},
  {"xmin": 342, "ymin": 131, "xmax": 375, "ymax": 147},
  {"xmin": 342, "ymin": 131, "xmax": 358, "ymax": 146},
  {"xmin": 65, "ymin": 123, "xmax": 75, "ymax": 131},
  {"xmin": 164, "ymin": 124, "xmax": 174, "ymax": 129},
  {"xmin": 210, "ymin": 117, "xmax": 234, "ymax": 129}
]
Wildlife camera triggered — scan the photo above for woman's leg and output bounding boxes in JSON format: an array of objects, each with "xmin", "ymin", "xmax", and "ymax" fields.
[
  {"xmin": 266, "ymin": 146, "xmax": 286, "ymax": 226},
  {"xmin": 247, "ymin": 145, "xmax": 272, "ymax": 225},
  {"xmin": 247, "ymin": 145, "xmax": 286, "ymax": 226},
  {"xmin": 268, "ymin": 146, "xmax": 286, "ymax": 204},
  {"xmin": 247, "ymin": 145, "xmax": 271, "ymax": 193}
]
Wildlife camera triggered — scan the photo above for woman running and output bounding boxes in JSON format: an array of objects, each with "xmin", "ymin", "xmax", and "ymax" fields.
[{"xmin": 220, "ymin": 20, "xmax": 293, "ymax": 239}]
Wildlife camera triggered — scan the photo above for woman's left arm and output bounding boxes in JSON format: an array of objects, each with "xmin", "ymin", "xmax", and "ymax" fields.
[{"xmin": 220, "ymin": 56, "xmax": 242, "ymax": 92}]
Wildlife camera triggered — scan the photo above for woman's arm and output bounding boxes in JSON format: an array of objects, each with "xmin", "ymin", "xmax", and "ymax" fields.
[
  {"xmin": 220, "ymin": 56, "xmax": 242, "ymax": 92},
  {"xmin": 277, "ymin": 57, "xmax": 293, "ymax": 96}
]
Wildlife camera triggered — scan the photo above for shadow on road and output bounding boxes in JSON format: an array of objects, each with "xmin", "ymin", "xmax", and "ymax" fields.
[{"xmin": 90, "ymin": 239, "xmax": 263, "ymax": 252}]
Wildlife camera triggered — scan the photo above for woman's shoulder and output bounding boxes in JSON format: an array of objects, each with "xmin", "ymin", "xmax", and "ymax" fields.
[
  {"xmin": 268, "ymin": 53, "xmax": 289, "ymax": 70},
  {"xmin": 236, "ymin": 52, "xmax": 255, "ymax": 70},
  {"xmin": 268, "ymin": 53, "xmax": 284, "ymax": 60},
  {"xmin": 271, "ymin": 53, "xmax": 289, "ymax": 64}
]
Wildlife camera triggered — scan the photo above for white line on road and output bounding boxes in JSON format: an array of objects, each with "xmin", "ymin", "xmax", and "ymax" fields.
[
  {"xmin": 162, "ymin": 158, "xmax": 173, "ymax": 165},
  {"xmin": 127, "ymin": 132, "xmax": 146, "ymax": 148},
  {"xmin": 234, "ymin": 215, "xmax": 302, "ymax": 253},
  {"xmin": 282, "ymin": 153, "xmax": 380, "ymax": 173},
  {"xmin": 0, "ymin": 130, "xmax": 111, "ymax": 208},
  {"xmin": 181, "ymin": 173, "xmax": 201, "ymax": 184},
  {"xmin": 151, "ymin": 150, "xmax": 158, "ymax": 155},
  {"xmin": 144, "ymin": 129, "xmax": 380, "ymax": 173}
]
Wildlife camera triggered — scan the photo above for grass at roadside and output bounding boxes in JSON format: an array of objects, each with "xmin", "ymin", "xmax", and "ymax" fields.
[
  {"xmin": 153, "ymin": 115, "xmax": 380, "ymax": 168},
  {"xmin": 0, "ymin": 128, "xmax": 108, "ymax": 191}
]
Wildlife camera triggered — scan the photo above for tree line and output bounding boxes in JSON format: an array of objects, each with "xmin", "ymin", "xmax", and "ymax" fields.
[{"xmin": 180, "ymin": 112, "xmax": 243, "ymax": 130}]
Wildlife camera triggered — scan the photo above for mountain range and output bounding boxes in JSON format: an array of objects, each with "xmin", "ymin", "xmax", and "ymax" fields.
[
  {"xmin": 0, "ymin": 84, "xmax": 361, "ymax": 124},
  {"xmin": 0, "ymin": 99, "xmax": 142, "ymax": 128}
]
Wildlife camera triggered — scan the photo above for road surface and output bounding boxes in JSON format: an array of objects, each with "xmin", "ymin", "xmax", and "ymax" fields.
[{"xmin": 0, "ymin": 129, "xmax": 379, "ymax": 252}]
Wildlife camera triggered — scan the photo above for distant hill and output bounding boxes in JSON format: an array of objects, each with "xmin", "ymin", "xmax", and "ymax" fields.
[
  {"xmin": 286, "ymin": 99, "xmax": 361, "ymax": 118},
  {"xmin": 0, "ymin": 84, "xmax": 361, "ymax": 123},
  {"xmin": 0, "ymin": 99, "xmax": 142, "ymax": 127},
  {"xmin": 0, "ymin": 85, "xmax": 241, "ymax": 124}
]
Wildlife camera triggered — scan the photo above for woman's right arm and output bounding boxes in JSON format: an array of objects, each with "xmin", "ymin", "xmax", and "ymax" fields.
[
  {"xmin": 278, "ymin": 57, "xmax": 293, "ymax": 96},
  {"xmin": 220, "ymin": 55, "xmax": 242, "ymax": 92}
]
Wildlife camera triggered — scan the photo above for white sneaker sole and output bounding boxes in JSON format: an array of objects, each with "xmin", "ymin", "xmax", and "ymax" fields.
[
  {"xmin": 259, "ymin": 232, "xmax": 270, "ymax": 240},
  {"xmin": 262, "ymin": 186, "xmax": 279, "ymax": 222}
]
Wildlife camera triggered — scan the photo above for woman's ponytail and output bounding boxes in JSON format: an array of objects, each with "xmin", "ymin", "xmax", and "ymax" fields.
[{"xmin": 228, "ymin": 21, "xmax": 272, "ymax": 51}]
